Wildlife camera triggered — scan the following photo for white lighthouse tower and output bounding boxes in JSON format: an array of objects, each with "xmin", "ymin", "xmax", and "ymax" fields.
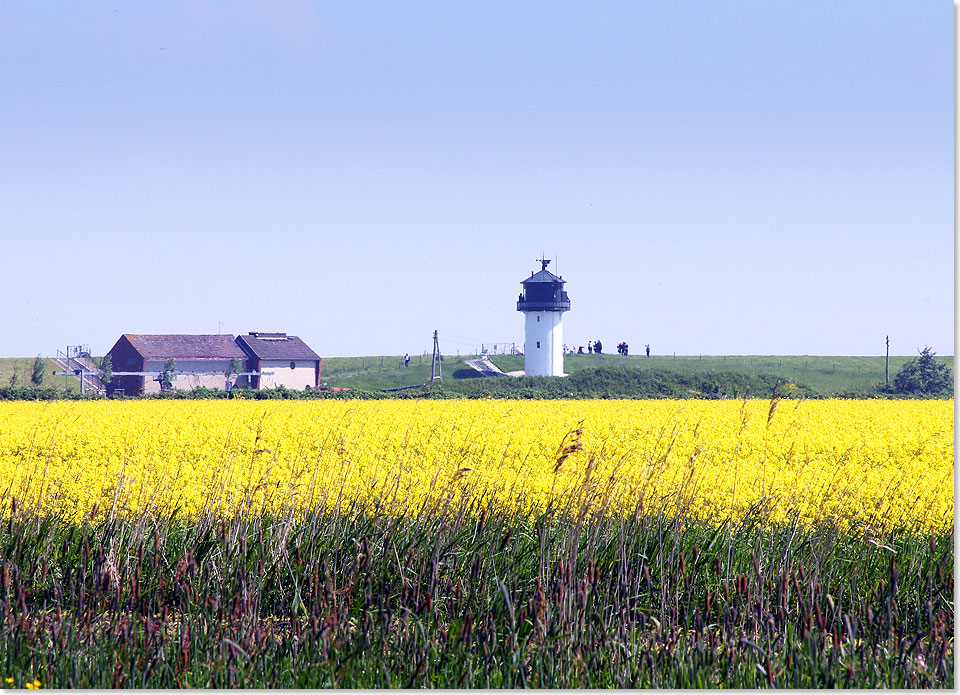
[{"xmin": 517, "ymin": 259, "xmax": 571, "ymax": 377}]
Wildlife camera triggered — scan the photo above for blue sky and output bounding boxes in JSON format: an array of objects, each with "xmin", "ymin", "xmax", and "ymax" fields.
[{"xmin": 1, "ymin": 1, "xmax": 953, "ymax": 358}]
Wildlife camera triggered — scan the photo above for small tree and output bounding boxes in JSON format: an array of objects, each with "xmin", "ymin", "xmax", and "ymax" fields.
[
  {"xmin": 887, "ymin": 347, "xmax": 953, "ymax": 396},
  {"xmin": 159, "ymin": 358, "xmax": 177, "ymax": 392},
  {"xmin": 225, "ymin": 357, "xmax": 244, "ymax": 392},
  {"xmin": 100, "ymin": 354, "xmax": 113, "ymax": 386},
  {"xmin": 31, "ymin": 356, "xmax": 46, "ymax": 386},
  {"xmin": 227, "ymin": 357, "xmax": 243, "ymax": 379}
]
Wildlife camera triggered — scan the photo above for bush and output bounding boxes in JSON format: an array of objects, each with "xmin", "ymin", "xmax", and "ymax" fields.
[
  {"xmin": 882, "ymin": 347, "xmax": 953, "ymax": 397},
  {"xmin": 100, "ymin": 355, "xmax": 113, "ymax": 386}
]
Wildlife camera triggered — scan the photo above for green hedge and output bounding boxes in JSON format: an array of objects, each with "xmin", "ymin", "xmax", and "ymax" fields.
[{"xmin": 0, "ymin": 366, "xmax": 942, "ymax": 401}]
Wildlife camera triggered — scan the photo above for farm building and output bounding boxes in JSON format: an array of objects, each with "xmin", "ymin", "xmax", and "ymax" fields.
[
  {"xmin": 105, "ymin": 334, "xmax": 250, "ymax": 396},
  {"xmin": 104, "ymin": 332, "xmax": 322, "ymax": 396},
  {"xmin": 235, "ymin": 332, "xmax": 322, "ymax": 390}
]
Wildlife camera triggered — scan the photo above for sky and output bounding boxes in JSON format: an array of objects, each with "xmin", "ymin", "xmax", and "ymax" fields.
[{"xmin": 1, "ymin": 1, "xmax": 953, "ymax": 358}]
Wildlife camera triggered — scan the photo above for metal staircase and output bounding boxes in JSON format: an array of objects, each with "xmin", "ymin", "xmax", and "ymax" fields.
[{"xmin": 52, "ymin": 350, "xmax": 106, "ymax": 394}]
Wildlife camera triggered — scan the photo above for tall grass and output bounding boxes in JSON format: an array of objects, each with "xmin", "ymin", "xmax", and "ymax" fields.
[{"xmin": 0, "ymin": 489, "xmax": 951, "ymax": 688}]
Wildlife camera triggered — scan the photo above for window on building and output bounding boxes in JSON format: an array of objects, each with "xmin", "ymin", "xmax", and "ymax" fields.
[{"xmin": 536, "ymin": 341, "xmax": 541, "ymax": 348}]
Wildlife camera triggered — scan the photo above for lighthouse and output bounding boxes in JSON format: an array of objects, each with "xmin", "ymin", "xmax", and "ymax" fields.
[{"xmin": 517, "ymin": 259, "xmax": 571, "ymax": 376}]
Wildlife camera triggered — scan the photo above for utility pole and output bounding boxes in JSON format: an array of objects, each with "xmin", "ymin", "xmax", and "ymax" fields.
[
  {"xmin": 431, "ymin": 330, "xmax": 442, "ymax": 381},
  {"xmin": 885, "ymin": 335, "xmax": 890, "ymax": 385}
]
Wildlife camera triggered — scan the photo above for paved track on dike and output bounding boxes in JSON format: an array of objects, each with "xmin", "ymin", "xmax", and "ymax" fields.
[{"xmin": 464, "ymin": 357, "xmax": 510, "ymax": 377}]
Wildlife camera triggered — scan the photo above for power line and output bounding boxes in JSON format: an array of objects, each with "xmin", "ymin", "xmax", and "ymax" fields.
[
  {"xmin": 437, "ymin": 336, "xmax": 482, "ymax": 347},
  {"xmin": 438, "ymin": 333, "xmax": 516, "ymax": 345},
  {"xmin": 438, "ymin": 332, "xmax": 484, "ymax": 342}
]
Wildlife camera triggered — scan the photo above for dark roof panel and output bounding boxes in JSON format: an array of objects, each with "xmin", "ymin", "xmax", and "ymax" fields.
[
  {"xmin": 123, "ymin": 334, "xmax": 248, "ymax": 360},
  {"xmin": 521, "ymin": 268, "xmax": 565, "ymax": 284},
  {"xmin": 236, "ymin": 333, "xmax": 321, "ymax": 361}
]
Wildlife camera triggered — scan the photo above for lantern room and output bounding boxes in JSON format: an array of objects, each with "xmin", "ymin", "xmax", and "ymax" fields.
[{"xmin": 517, "ymin": 259, "xmax": 571, "ymax": 312}]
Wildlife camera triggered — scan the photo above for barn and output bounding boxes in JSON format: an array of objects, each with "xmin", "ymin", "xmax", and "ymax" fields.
[
  {"xmin": 105, "ymin": 334, "xmax": 249, "ymax": 396},
  {"xmin": 235, "ymin": 332, "xmax": 322, "ymax": 390}
]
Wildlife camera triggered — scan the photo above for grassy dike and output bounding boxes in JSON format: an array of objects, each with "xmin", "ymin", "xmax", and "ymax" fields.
[
  {"xmin": 3, "ymin": 354, "xmax": 952, "ymax": 398},
  {"xmin": 0, "ymin": 358, "xmax": 80, "ymax": 394},
  {"xmin": 320, "ymin": 353, "xmax": 953, "ymax": 396}
]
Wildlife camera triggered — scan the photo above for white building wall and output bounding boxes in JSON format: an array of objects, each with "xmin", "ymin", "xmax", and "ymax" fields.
[
  {"xmin": 142, "ymin": 359, "xmax": 237, "ymax": 394},
  {"xmin": 258, "ymin": 359, "xmax": 317, "ymax": 390},
  {"xmin": 523, "ymin": 311, "xmax": 565, "ymax": 376}
]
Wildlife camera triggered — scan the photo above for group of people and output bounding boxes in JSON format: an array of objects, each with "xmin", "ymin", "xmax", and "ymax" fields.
[
  {"xmin": 576, "ymin": 340, "xmax": 604, "ymax": 354},
  {"xmin": 574, "ymin": 341, "xmax": 652, "ymax": 357}
]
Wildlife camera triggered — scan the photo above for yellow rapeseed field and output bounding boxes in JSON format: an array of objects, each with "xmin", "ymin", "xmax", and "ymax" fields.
[{"xmin": 0, "ymin": 399, "xmax": 952, "ymax": 529}]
